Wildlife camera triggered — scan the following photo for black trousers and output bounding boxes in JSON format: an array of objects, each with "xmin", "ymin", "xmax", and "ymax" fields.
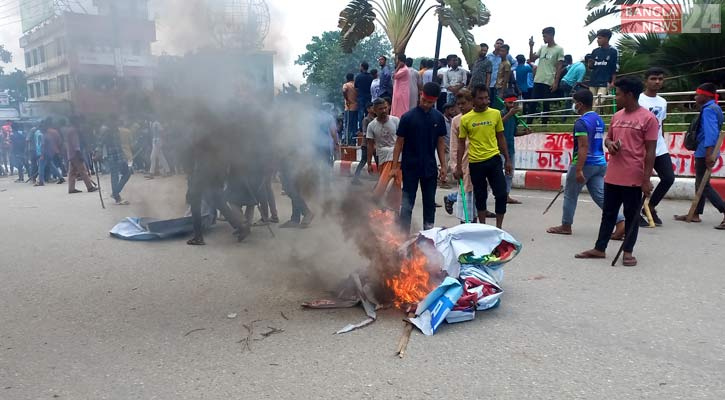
[
  {"xmin": 649, "ymin": 153, "xmax": 675, "ymax": 209},
  {"xmin": 188, "ymin": 173, "xmax": 243, "ymax": 239},
  {"xmin": 695, "ymin": 157, "xmax": 725, "ymax": 215},
  {"xmin": 595, "ymin": 184, "xmax": 642, "ymax": 253},
  {"xmin": 469, "ymin": 156, "xmax": 507, "ymax": 215},
  {"xmin": 399, "ymin": 171, "xmax": 437, "ymax": 234},
  {"xmin": 530, "ymin": 82, "xmax": 555, "ymax": 124}
]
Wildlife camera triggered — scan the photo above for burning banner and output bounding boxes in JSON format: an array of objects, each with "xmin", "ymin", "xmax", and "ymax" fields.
[{"xmin": 304, "ymin": 205, "xmax": 522, "ymax": 338}]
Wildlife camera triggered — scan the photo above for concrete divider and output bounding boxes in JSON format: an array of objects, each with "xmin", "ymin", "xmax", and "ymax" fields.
[{"xmin": 333, "ymin": 161, "xmax": 725, "ymax": 201}]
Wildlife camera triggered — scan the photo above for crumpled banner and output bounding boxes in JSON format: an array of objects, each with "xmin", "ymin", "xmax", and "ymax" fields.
[{"xmin": 420, "ymin": 224, "xmax": 522, "ymax": 279}]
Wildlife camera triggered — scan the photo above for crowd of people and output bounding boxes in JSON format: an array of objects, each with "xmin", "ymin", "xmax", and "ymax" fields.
[
  {"xmin": 0, "ymin": 115, "xmax": 182, "ymax": 205},
  {"xmin": 337, "ymin": 26, "xmax": 724, "ymax": 267}
]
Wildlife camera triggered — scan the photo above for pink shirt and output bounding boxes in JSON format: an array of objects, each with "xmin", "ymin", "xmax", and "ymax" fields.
[{"xmin": 605, "ymin": 106, "xmax": 659, "ymax": 187}]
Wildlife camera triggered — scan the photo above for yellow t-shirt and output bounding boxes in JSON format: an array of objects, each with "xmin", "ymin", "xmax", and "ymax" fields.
[{"xmin": 459, "ymin": 108, "xmax": 504, "ymax": 163}]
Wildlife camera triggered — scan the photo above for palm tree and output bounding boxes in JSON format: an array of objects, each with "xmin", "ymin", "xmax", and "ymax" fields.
[
  {"xmin": 584, "ymin": 0, "xmax": 720, "ymax": 43},
  {"xmin": 338, "ymin": 0, "xmax": 490, "ymax": 60}
]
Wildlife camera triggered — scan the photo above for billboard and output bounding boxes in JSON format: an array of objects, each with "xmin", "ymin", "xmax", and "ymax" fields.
[{"xmin": 20, "ymin": 0, "xmax": 56, "ymax": 33}]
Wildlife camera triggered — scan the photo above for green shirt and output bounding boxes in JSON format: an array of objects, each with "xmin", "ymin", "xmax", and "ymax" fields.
[{"xmin": 534, "ymin": 44, "xmax": 565, "ymax": 86}]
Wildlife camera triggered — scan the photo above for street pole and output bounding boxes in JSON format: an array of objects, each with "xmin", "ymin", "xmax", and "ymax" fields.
[{"xmin": 431, "ymin": 1, "xmax": 444, "ymax": 85}]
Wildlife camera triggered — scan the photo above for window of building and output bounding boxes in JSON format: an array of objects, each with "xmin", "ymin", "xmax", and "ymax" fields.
[
  {"xmin": 58, "ymin": 76, "xmax": 65, "ymax": 93},
  {"xmin": 24, "ymin": 52, "xmax": 31, "ymax": 68},
  {"xmin": 55, "ymin": 37, "xmax": 65, "ymax": 57},
  {"xmin": 39, "ymin": 45, "xmax": 46, "ymax": 63},
  {"xmin": 32, "ymin": 49, "xmax": 38, "ymax": 66},
  {"xmin": 28, "ymin": 84, "xmax": 35, "ymax": 98},
  {"xmin": 42, "ymin": 80, "xmax": 49, "ymax": 96}
]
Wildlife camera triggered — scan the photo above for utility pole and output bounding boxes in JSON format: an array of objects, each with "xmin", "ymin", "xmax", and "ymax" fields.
[{"xmin": 431, "ymin": 0, "xmax": 444, "ymax": 86}]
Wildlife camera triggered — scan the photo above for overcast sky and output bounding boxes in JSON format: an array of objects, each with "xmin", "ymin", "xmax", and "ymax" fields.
[{"xmin": 0, "ymin": 0, "xmax": 615, "ymax": 87}]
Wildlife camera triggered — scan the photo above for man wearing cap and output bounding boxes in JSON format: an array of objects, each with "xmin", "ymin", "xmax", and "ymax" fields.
[
  {"xmin": 393, "ymin": 82, "xmax": 448, "ymax": 234},
  {"xmin": 675, "ymin": 83, "xmax": 725, "ymax": 229}
]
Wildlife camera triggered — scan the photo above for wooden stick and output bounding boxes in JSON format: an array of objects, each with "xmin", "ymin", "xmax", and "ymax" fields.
[
  {"xmin": 687, "ymin": 130, "xmax": 725, "ymax": 222},
  {"xmin": 396, "ymin": 312, "xmax": 415, "ymax": 358},
  {"xmin": 643, "ymin": 198, "xmax": 655, "ymax": 228}
]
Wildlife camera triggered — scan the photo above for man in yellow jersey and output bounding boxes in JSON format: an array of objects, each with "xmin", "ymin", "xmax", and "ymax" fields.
[{"xmin": 454, "ymin": 84, "xmax": 512, "ymax": 228}]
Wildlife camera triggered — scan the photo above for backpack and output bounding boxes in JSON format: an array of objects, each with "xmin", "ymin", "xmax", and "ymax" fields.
[{"xmin": 684, "ymin": 104, "xmax": 721, "ymax": 151}]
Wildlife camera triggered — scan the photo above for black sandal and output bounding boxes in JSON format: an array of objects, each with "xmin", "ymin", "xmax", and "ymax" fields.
[{"xmin": 187, "ymin": 237, "xmax": 205, "ymax": 246}]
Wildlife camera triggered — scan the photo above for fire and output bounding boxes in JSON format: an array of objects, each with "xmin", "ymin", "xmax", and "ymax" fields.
[
  {"xmin": 386, "ymin": 246, "xmax": 434, "ymax": 308},
  {"xmin": 368, "ymin": 209, "xmax": 437, "ymax": 309}
]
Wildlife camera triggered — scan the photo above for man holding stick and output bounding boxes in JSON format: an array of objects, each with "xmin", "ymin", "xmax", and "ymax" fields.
[
  {"xmin": 547, "ymin": 89, "xmax": 624, "ymax": 236},
  {"xmin": 575, "ymin": 77, "xmax": 658, "ymax": 267},
  {"xmin": 674, "ymin": 83, "xmax": 725, "ymax": 228}
]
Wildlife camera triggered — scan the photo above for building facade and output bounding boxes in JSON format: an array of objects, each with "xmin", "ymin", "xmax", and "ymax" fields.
[{"xmin": 19, "ymin": 0, "xmax": 156, "ymax": 115}]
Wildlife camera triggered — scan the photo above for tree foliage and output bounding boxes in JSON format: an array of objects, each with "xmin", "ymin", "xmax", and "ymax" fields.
[
  {"xmin": 438, "ymin": 0, "xmax": 491, "ymax": 69},
  {"xmin": 295, "ymin": 30, "xmax": 392, "ymax": 105}
]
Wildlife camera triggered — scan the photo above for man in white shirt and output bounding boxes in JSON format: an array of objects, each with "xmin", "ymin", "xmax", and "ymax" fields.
[
  {"xmin": 370, "ymin": 69, "xmax": 381, "ymax": 101},
  {"xmin": 437, "ymin": 58, "xmax": 450, "ymax": 110},
  {"xmin": 445, "ymin": 55, "xmax": 468, "ymax": 104},
  {"xmin": 366, "ymin": 98, "xmax": 402, "ymax": 210},
  {"xmin": 638, "ymin": 67, "xmax": 673, "ymax": 227}
]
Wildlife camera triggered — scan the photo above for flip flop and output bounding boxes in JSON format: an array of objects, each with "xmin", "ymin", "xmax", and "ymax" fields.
[
  {"xmin": 714, "ymin": 222, "xmax": 725, "ymax": 230},
  {"xmin": 547, "ymin": 226, "xmax": 572, "ymax": 235},
  {"xmin": 674, "ymin": 215, "xmax": 701, "ymax": 223},
  {"xmin": 622, "ymin": 255, "xmax": 638, "ymax": 267},
  {"xmin": 610, "ymin": 233, "xmax": 624, "ymax": 241},
  {"xmin": 114, "ymin": 200, "xmax": 130, "ymax": 206},
  {"xmin": 575, "ymin": 250, "xmax": 606, "ymax": 259},
  {"xmin": 507, "ymin": 198, "xmax": 522, "ymax": 205}
]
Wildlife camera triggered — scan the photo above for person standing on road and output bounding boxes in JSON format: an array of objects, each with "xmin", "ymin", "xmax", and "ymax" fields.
[
  {"xmin": 674, "ymin": 83, "xmax": 725, "ymax": 229},
  {"xmin": 469, "ymin": 43, "xmax": 492, "ymax": 90},
  {"xmin": 454, "ymin": 85, "xmax": 511, "ymax": 229},
  {"xmin": 638, "ymin": 67, "xmax": 674, "ymax": 227},
  {"xmin": 44, "ymin": 121, "xmax": 65, "ymax": 185},
  {"xmin": 407, "ymin": 57, "xmax": 421, "ymax": 112},
  {"xmin": 352, "ymin": 102, "xmax": 376, "ymax": 185},
  {"xmin": 576, "ymin": 77, "xmax": 658, "ymax": 267},
  {"xmin": 149, "ymin": 118, "xmax": 170, "ymax": 177},
  {"xmin": 62, "ymin": 116, "xmax": 97, "ymax": 194},
  {"xmin": 370, "ymin": 69, "xmax": 381, "ymax": 102},
  {"xmin": 445, "ymin": 55, "xmax": 467, "ymax": 105},
  {"xmin": 366, "ymin": 98, "xmax": 402, "ymax": 210},
  {"xmin": 547, "ymin": 89, "xmax": 625, "ymax": 236},
  {"xmin": 444, "ymin": 88, "xmax": 477, "ymax": 223},
  {"xmin": 394, "ymin": 82, "xmax": 448, "ymax": 233},
  {"xmin": 528, "ymin": 27, "xmax": 565, "ymax": 125}
]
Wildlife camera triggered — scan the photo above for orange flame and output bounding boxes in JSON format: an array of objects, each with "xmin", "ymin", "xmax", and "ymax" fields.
[
  {"xmin": 368, "ymin": 209, "xmax": 436, "ymax": 309},
  {"xmin": 386, "ymin": 246, "xmax": 435, "ymax": 308}
]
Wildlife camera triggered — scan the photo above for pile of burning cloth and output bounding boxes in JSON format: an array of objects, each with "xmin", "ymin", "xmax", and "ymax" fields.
[{"xmin": 409, "ymin": 223, "xmax": 521, "ymax": 335}]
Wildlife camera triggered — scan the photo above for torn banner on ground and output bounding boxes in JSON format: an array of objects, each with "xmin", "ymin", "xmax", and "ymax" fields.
[{"xmin": 110, "ymin": 215, "xmax": 213, "ymax": 241}]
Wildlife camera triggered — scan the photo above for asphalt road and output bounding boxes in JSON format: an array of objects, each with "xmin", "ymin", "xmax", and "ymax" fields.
[{"xmin": 1, "ymin": 173, "xmax": 724, "ymax": 399}]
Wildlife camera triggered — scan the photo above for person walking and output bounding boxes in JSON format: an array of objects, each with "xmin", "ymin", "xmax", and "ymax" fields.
[
  {"xmin": 63, "ymin": 116, "xmax": 97, "ymax": 194},
  {"xmin": 366, "ymin": 98, "xmax": 402, "ymax": 210},
  {"xmin": 96, "ymin": 115, "xmax": 131, "ymax": 205},
  {"xmin": 547, "ymin": 89, "xmax": 625, "ymax": 236},
  {"xmin": 576, "ymin": 77, "xmax": 658, "ymax": 267}
]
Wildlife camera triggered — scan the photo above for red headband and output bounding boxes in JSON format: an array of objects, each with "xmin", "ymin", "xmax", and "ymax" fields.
[
  {"xmin": 421, "ymin": 94, "xmax": 438, "ymax": 102},
  {"xmin": 696, "ymin": 88, "xmax": 720, "ymax": 101},
  {"xmin": 504, "ymin": 96, "xmax": 518, "ymax": 103}
]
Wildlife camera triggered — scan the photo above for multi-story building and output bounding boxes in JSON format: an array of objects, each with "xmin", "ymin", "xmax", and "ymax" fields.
[{"xmin": 19, "ymin": 0, "xmax": 156, "ymax": 115}]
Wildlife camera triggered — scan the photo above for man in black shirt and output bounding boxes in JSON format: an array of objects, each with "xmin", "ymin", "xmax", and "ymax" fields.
[
  {"xmin": 589, "ymin": 29, "xmax": 618, "ymax": 110},
  {"xmin": 392, "ymin": 82, "xmax": 448, "ymax": 234},
  {"xmin": 355, "ymin": 62, "xmax": 374, "ymax": 135}
]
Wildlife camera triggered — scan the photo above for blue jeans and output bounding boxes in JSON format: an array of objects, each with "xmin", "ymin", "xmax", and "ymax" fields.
[
  {"xmin": 344, "ymin": 110, "xmax": 359, "ymax": 145},
  {"xmin": 109, "ymin": 160, "xmax": 131, "ymax": 200},
  {"xmin": 39, "ymin": 156, "xmax": 62, "ymax": 184},
  {"xmin": 562, "ymin": 164, "xmax": 624, "ymax": 225}
]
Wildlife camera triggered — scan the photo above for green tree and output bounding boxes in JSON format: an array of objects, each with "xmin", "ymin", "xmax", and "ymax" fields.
[
  {"xmin": 295, "ymin": 30, "xmax": 392, "ymax": 105},
  {"xmin": 338, "ymin": 0, "xmax": 489, "ymax": 60},
  {"xmin": 0, "ymin": 69, "xmax": 28, "ymax": 107}
]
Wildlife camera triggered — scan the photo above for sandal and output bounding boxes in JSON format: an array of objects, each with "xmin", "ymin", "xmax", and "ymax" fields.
[
  {"xmin": 714, "ymin": 221, "xmax": 725, "ymax": 230},
  {"xmin": 187, "ymin": 237, "xmax": 205, "ymax": 246},
  {"xmin": 674, "ymin": 214, "xmax": 701, "ymax": 223},
  {"xmin": 507, "ymin": 197, "xmax": 522, "ymax": 205},
  {"xmin": 610, "ymin": 233, "xmax": 624, "ymax": 241},
  {"xmin": 622, "ymin": 255, "xmax": 638, "ymax": 267},
  {"xmin": 575, "ymin": 249, "xmax": 606, "ymax": 259},
  {"xmin": 547, "ymin": 225, "xmax": 572, "ymax": 235}
]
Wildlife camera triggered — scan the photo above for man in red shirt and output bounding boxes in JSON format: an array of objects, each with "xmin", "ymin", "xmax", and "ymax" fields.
[{"xmin": 575, "ymin": 77, "xmax": 658, "ymax": 267}]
